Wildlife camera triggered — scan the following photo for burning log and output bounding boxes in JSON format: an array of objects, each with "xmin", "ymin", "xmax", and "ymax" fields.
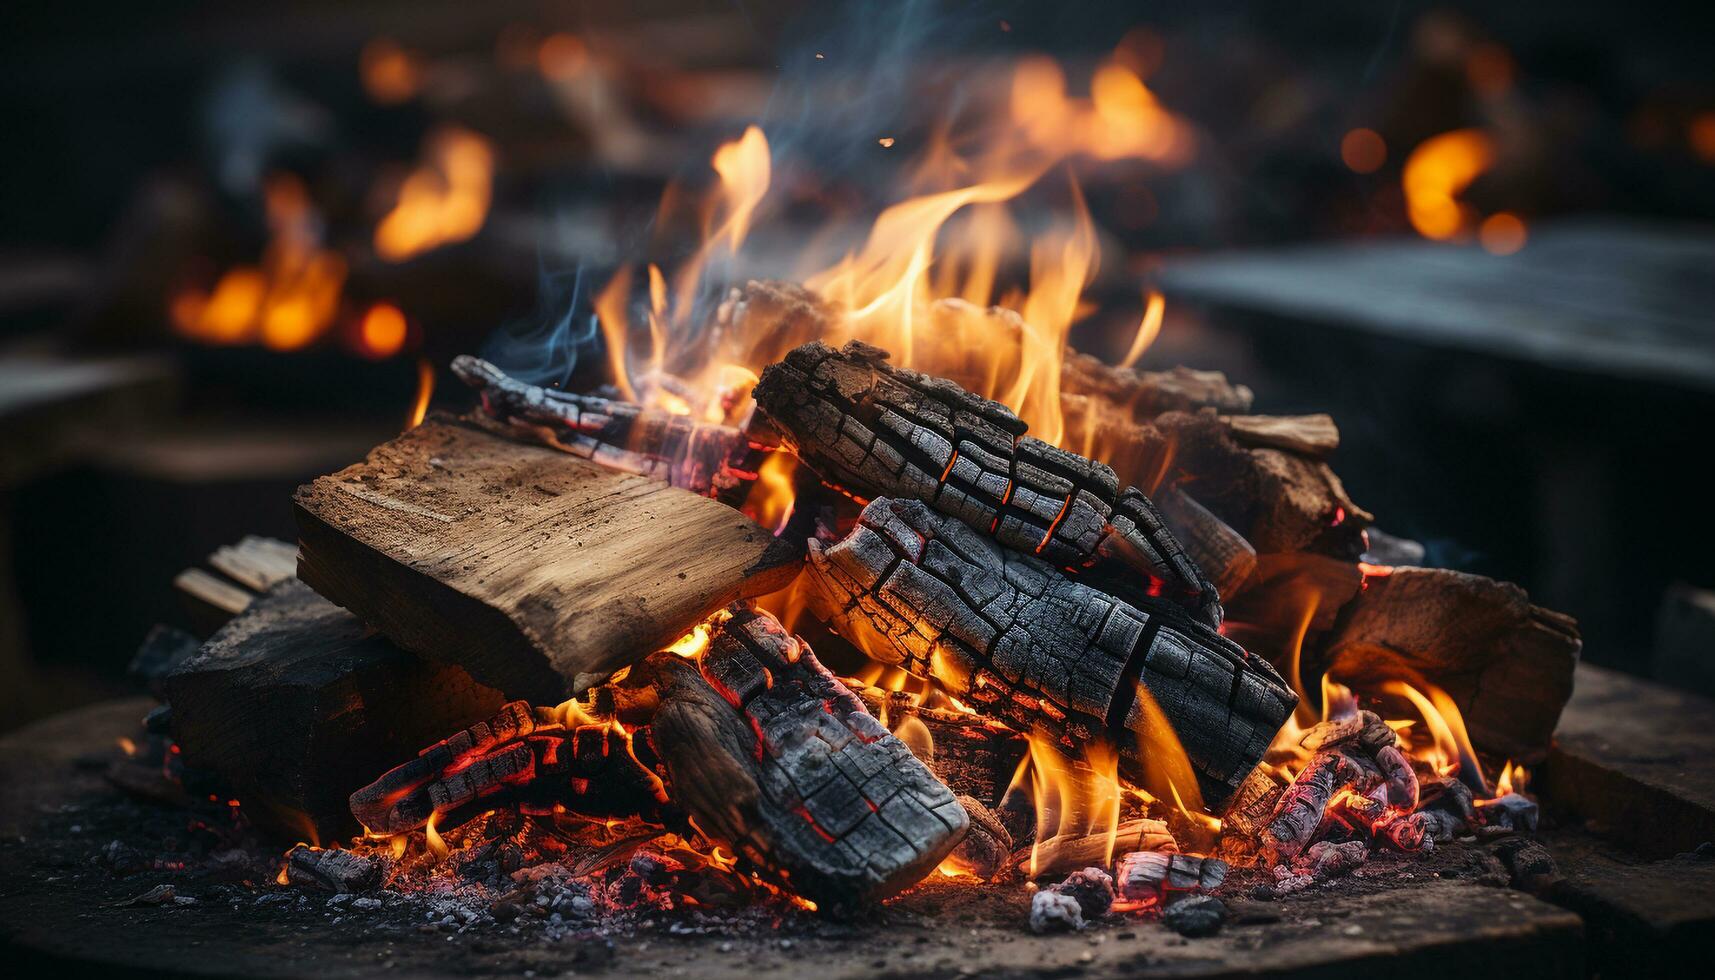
[
  {"xmin": 451, "ymin": 355, "xmax": 768, "ymax": 500},
  {"xmin": 947, "ymin": 794, "xmax": 1013, "ymax": 880},
  {"xmin": 162, "ymin": 579, "xmax": 506, "ymax": 841},
  {"xmin": 1155, "ymin": 487, "xmax": 1257, "ymax": 601},
  {"xmin": 852, "ymin": 687, "xmax": 1028, "ymax": 806},
  {"xmin": 1145, "ymin": 410, "xmax": 1371, "ymax": 559},
  {"xmin": 1115, "ymin": 851, "xmax": 1229, "ymax": 906},
  {"xmin": 651, "ymin": 607, "xmax": 968, "ymax": 912},
  {"xmin": 1255, "ymin": 705, "xmax": 1418, "ymax": 865},
  {"xmin": 284, "ymin": 844, "xmax": 383, "ymax": 893},
  {"xmin": 293, "ymin": 415, "xmax": 802, "ymax": 702},
  {"xmin": 348, "ymin": 701, "xmax": 668, "ymax": 835},
  {"xmin": 804, "ymin": 496, "xmax": 1297, "ymax": 808},
  {"xmin": 1310, "ymin": 566, "xmax": 1581, "ymax": 762},
  {"xmin": 751, "ymin": 339, "xmax": 1225, "ymax": 628},
  {"xmin": 1061, "ymin": 350, "xmax": 1255, "ymax": 418},
  {"xmin": 1025, "ymin": 817, "xmax": 1180, "ymax": 880}
]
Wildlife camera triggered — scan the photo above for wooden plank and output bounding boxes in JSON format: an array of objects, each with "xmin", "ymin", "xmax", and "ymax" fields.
[
  {"xmin": 1158, "ymin": 219, "xmax": 1715, "ymax": 393},
  {"xmin": 1543, "ymin": 663, "xmax": 1715, "ymax": 857},
  {"xmin": 206, "ymin": 535, "xmax": 298, "ymax": 592},
  {"xmin": 293, "ymin": 414, "xmax": 802, "ymax": 702}
]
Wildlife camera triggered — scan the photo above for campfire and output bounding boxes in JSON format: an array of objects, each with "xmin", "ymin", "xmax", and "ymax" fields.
[{"xmin": 106, "ymin": 116, "xmax": 1585, "ymax": 944}]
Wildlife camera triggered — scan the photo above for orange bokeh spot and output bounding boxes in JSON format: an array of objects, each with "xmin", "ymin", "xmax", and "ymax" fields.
[
  {"xmin": 1340, "ymin": 128, "xmax": 1387, "ymax": 174},
  {"xmin": 537, "ymin": 33, "xmax": 587, "ymax": 81},
  {"xmin": 1479, "ymin": 212, "xmax": 1528, "ymax": 255},
  {"xmin": 1690, "ymin": 112, "xmax": 1715, "ymax": 164},
  {"xmin": 360, "ymin": 302, "xmax": 409, "ymax": 358}
]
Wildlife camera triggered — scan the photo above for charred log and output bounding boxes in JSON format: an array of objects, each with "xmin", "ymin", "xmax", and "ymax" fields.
[
  {"xmin": 752, "ymin": 339, "xmax": 1224, "ymax": 627},
  {"xmin": 348, "ymin": 701, "xmax": 668, "ymax": 835},
  {"xmin": 452, "ymin": 355, "xmax": 769, "ymax": 500},
  {"xmin": 651, "ymin": 607, "xmax": 968, "ymax": 912},
  {"xmin": 162, "ymin": 579, "xmax": 506, "ymax": 842},
  {"xmin": 1311, "ymin": 566, "xmax": 1581, "ymax": 763},
  {"xmin": 804, "ymin": 496, "xmax": 1296, "ymax": 809}
]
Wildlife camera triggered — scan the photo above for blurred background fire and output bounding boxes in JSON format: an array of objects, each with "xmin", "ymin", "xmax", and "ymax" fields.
[{"xmin": 2, "ymin": 0, "xmax": 1713, "ymax": 730}]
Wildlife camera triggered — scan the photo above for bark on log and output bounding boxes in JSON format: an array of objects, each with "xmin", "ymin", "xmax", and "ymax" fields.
[
  {"xmin": 1156, "ymin": 487, "xmax": 1257, "ymax": 601},
  {"xmin": 1061, "ymin": 350, "xmax": 1255, "ymax": 418},
  {"xmin": 650, "ymin": 607, "xmax": 968, "ymax": 912},
  {"xmin": 1310, "ymin": 567, "xmax": 1581, "ymax": 763},
  {"xmin": 803, "ymin": 496, "xmax": 1296, "ymax": 808},
  {"xmin": 162, "ymin": 579, "xmax": 506, "ymax": 842},
  {"xmin": 1219, "ymin": 414, "xmax": 1340, "ymax": 458},
  {"xmin": 452, "ymin": 355, "xmax": 767, "ymax": 500},
  {"xmin": 293, "ymin": 414, "xmax": 802, "ymax": 702},
  {"xmin": 1147, "ymin": 411, "xmax": 1371, "ymax": 558},
  {"xmin": 752, "ymin": 339, "xmax": 1224, "ymax": 627}
]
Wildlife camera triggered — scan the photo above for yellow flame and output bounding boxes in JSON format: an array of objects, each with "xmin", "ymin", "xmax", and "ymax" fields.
[
  {"xmin": 424, "ymin": 811, "xmax": 449, "ymax": 860},
  {"xmin": 709, "ymin": 125, "xmax": 771, "ymax": 252}
]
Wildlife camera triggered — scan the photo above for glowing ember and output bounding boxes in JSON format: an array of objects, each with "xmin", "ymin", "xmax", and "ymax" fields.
[{"xmin": 1402, "ymin": 128, "xmax": 1494, "ymax": 240}]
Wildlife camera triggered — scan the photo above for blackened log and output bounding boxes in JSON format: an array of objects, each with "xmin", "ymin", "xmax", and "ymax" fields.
[
  {"xmin": 948, "ymin": 794, "xmax": 1012, "ymax": 880},
  {"xmin": 162, "ymin": 579, "xmax": 506, "ymax": 842},
  {"xmin": 852, "ymin": 687, "xmax": 1028, "ymax": 807},
  {"xmin": 650, "ymin": 607, "xmax": 967, "ymax": 912},
  {"xmin": 1156, "ymin": 487, "xmax": 1257, "ymax": 601},
  {"xmin": 284, "ymin": 845, "xmax": 382, "ymax": 893},
  {"xmin": 804, "ymin": 496, "xmax": 1296, "ymax": 809},
  {"xmin": 348, "ymin": 701, "xmax": 668, "ymax": 835},
  {"xmin": 293, "ymin": 415, "xmax": 802, "ymax": 701},
  {"xmin": 752, "ymin": 339, "xmax": 1223, "ymax": 627},
  {"xmin": 1312, "ymin": 567, "xmax": 1580, "ymax": 763},
  {"xmin": 452, "ymin": 355, "xmax": 769, "ymax": 500}
]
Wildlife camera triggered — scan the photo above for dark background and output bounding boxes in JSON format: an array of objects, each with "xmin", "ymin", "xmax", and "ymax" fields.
[{"xmin": 3, "ymin": 0, "xmax": 1713, "ymax": 729}]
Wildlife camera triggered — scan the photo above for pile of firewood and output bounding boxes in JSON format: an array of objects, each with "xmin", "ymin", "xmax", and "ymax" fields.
[{"xmin": 151, "ymin": 280, "xmax": 1580, "ymax": 913}]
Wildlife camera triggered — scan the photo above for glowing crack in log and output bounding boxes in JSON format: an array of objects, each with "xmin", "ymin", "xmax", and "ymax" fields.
[
  {"xmin": 652, "ymin": 606, "xmax": 969, "ymax": 912},
  {"xmin": 803, "ymin": 496, "xmax": 1296, "ymax": 809},
  {"xmin": 751, "ymin": 339, "xmax": 1225, "ymax": 628}
]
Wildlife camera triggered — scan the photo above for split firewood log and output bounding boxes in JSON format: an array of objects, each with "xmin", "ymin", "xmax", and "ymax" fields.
[
  {"xmin": 1155, "ymin": 487, "xmax": 1258, "ymax": 601},
  {"xmin": 1061, "ymin": 350, "xmax": 1255, "ymax": 418},
  {"xmin": 1144, "ymin": 410, "xmax": 1371, "ymax": 558},
  {"xmin": 452, "ymin": 355, "xmax": 769, "ymax": 500},
  {"xmin": 752, "ymin": 339, "xmax": 1224, "ymax": 627},
  {"xmin": 803, "ymin": 496, "xmax": 1296, "ymax": 808},
  {"xmin": 1308, "ymin": 566, "xmax": 1580, "ymax": 763},
  {"xmin": 651, "ymin": 606, "xmax": 968, "ymax": 912},
  {"xmin": 163, "ymin": 579, "xmax": 506, "ymax": 842},
  {"xmin": 294, "ymin": 415, "xmax": 802, "ymax": 701}
]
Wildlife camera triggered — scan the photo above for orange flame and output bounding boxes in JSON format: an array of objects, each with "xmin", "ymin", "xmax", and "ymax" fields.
[
  {"xmin": 374, "ymin": 127, "xmax": 495, "ymax": 262},
  {"xmin": 406, "ymin": 356, "xmax": 434, "ymax": 429},
  {"xmin": 360, "ymin": 38, "xmax": 423, "ymax": 105}
]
